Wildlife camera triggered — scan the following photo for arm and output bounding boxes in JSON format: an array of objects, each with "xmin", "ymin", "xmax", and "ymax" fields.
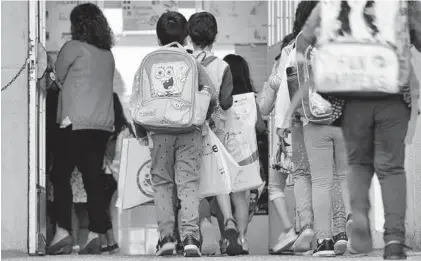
[
  {"xmin": 258, "ymin": 48, "xmax": 291, "ymax": 115},
  {"xmin": 197, "ymin": 62, "xmax": 218, "ymax": 117},
  {"xmin": 55, "ymin": 40, "xmax": 82, "ymax": 85},
  {"xmin": 218, "ymin": 66, "xmax": 234, "ymax": 110},
  {"xmin": 409, "ymin": 0, "xmax": 421, "ymax": 52},
  {"xmin": 255, "ymin": 101, "xmax": 266, "ymax": 134}
]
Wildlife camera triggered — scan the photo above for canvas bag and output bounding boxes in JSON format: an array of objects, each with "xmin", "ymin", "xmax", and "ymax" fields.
[
  {"xmin": 313, "ymin": 1, "xmax": 410, "ymax": 97},
  {"xmin": 219, "ymin": 93, "xmax": 264, "ymax": 192},
  {"xmin": 130, "ymin": 42, "xmax": 211, "ymax": 133},
  {"xmin": 116, "ymin": 138, "xmax": 154, "ymax": 209},
  {"xmin": 199, "ymin": 126, "xmax": 240, "ymax": 198}
]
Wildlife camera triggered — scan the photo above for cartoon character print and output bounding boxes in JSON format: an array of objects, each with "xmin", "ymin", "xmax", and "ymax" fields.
[
  {"xmin": 150, "ymin": 62, "xmax": 188, "ymax": 97},
  {"xmin": 163, "ymin": 99, "xmax": 191, "ymax": 124}
]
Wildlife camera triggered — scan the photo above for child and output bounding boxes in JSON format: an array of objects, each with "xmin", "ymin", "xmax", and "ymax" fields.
[
  {"xmin": 131, "ymin": 11, "xmax": 217, "ymax": 257},
  {"xmin": 99, "ymin": 93, "xmax": 136, "ymax": 254},
  {"xmin": 222, "ymin": 54, "xmax": 266, "ymax": 254},
  {"xmin": 188, "ymin": 12, "xmax": 244, "ymax": 256},
  {"xmin": 296, "ymin": 1, "xmax": 421, "ymax": 259}
]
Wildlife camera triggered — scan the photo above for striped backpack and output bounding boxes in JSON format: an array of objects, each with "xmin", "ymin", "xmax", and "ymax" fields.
[{"xmin": 312, "ymin": 0, "xmax": 411, "ymax": 97}]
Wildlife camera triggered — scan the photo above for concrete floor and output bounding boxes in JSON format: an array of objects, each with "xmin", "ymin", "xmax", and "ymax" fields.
[{"xmin": 2, "ymin": 250, "xmax": 421, "ymax": 261}]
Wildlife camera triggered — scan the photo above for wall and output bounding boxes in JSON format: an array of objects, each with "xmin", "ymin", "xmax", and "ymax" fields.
[{"xmin": 1, "ymin": 1, "xmax": 29, "ymax": 251}]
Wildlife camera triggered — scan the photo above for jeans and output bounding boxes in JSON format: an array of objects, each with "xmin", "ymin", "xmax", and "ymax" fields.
[
  {"xmin": 303, "ymin": 122, "xmax": 350, "ymax": 239},
  {"xmin": 269, "ymin": 118, "xmax": 348, "ymax": 235},
  {"xmin": 50, "ymin": 126, "xmax": 111, "ymax": 233},
  {"xmin": 341, "ymin": 95, "xmax": 409, "ymax": 244}
]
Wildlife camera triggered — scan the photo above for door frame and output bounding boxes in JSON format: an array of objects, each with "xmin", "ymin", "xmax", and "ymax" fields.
[{"xmin": 28, "ymin": 0, "xmax": 47, "ymax": 255}]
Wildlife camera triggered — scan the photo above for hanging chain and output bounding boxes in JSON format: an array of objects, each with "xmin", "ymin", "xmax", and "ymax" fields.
[{"xmin": 1, "ymin": 56, "xmax": 30, "ymax": 92}]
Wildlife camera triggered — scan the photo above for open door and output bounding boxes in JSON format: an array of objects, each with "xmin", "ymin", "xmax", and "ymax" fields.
[{"xmin": 28, "ymin": 0, "xmax": 48, "ymax": 255}]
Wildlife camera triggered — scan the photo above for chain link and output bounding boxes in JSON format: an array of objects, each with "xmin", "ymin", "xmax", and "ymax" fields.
[{"xmin": 1, "ymin": 56, "xmax": 30, "ymax": 92}]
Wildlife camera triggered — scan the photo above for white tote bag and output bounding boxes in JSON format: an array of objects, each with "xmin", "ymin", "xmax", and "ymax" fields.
[
  {"xmin": 199, "ymin": 127, "xmax": 241, "ymax": 198},
  {"xmin": 116, "ymin": 138, "xmax": 154, "ymax": 209},
  {"xmin": 218, "ymin": 93, "xmax": 264, "ymax": 193}
]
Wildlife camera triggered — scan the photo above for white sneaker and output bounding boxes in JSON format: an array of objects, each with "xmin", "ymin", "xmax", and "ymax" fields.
[{"xmin": 272, "ymin": 228, "xmax": 298, "ymax": 253}]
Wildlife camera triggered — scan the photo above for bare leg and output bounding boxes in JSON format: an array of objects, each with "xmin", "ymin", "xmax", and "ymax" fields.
[
  {"xmin": 230, "ymin": 191, "xmax": 248, "ymax": 238},
  {"xmin": 215, "ymin": 194, "xmax": 235, "ymax": 228}
]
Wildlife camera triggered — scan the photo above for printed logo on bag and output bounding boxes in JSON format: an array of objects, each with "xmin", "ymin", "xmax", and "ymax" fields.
[
  {"xmin": 313, "ymin": 0, "xmax": 408, "ymax": 95},
  {"xmin": 137, "ymin": 160, "xmax": 154, "ymax": 198},
  {"xmin": 150, "ymin": 62, "xmax": 188, "ymax": 97},
  {"xmin": 212, "ymin": 145, "xmax": 218, "ymax": 153}
]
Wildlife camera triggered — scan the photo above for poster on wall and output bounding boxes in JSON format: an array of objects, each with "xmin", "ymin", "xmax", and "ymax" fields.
[
  {"xmin": 203, "ymin": 1, "xmax": 268, "ymax": 44},
  {"xmin": 46, "ymin": 1, "xmax": 97, "ymax": 52},
  {"xmin": 122, "ymin": 0, "xmax": 178, "ymax": 31}
]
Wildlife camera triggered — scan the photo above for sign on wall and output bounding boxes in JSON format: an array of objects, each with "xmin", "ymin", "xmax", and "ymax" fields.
[
  {"xmin": 122, "ymin": 0, "xmax": 178, "ymax": 31},
  {"xmin": 46, "ymin": 1, "xmax": 97, "ymax": 52},
  {"xmin": 203, "ymin": 1, "xmax": 268, "ymax": 44}
]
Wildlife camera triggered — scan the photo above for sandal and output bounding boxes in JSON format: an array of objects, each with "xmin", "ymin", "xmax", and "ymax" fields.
[{"xmin": 224, "ymin": 218, "xmax": 242, "ymax": 256}]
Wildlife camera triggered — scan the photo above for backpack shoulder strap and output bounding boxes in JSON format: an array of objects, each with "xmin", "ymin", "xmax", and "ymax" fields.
[{"xmin": 201, "ymin": 56, "xmax": 218, "ymax": 67}]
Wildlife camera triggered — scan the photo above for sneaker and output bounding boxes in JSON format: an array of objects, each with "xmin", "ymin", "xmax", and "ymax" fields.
[
  {"xmin": 347, "ymin": 212, "xmax": 373, "ymax": 254},
  {"xmin": 292, "ymin": 227, "xmax": 315, "ymax": 252},
  {"xmin": 156, "ymin": 235, "xmax": 176, "ymax": 256},
  {"xmin": 101, "ymin": 244, "xmax": 119, "ymax": 254},
  {"xmin": 313, "ymin": 239, "xmax": 336, "ymax": 257},
  {"xmin": 183, "ymin": 234, "xmax": 202, "ymax": 257},
  {"xmin": 272, "ymin": 228, "xmax": 298, "ymax": 253},
  {"xmin": 219, "ymin": 238, "xmax": 227, "ymax": 255},
  {"xmin": 383, "ymin": 242, "xmax": 409, "ymax": 260},
  {"xmin": 333, "ymin": 232, "xmax": 348, "ymax": 255}
]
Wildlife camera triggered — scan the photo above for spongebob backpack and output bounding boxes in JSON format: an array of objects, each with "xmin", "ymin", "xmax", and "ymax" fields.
[
  {"xmin": 313, "ymin": 0, "xmax": 410, "ymax": 97},
  {"xmin": 130, "ymin": 42, "xmax": 211, "ymax": 133}
]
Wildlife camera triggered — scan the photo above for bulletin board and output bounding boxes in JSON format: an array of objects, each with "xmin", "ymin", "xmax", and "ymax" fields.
[
  {"xmin": 46, "ymin": 1, "xmax": 98, "ymax": 52},
  {"xmin": 203, "ymin": 1, "xmax": 268, "ymax": 44},
  {"xmin": 122, "ymin": 0, "xmax": 179, "ymax": 31}
]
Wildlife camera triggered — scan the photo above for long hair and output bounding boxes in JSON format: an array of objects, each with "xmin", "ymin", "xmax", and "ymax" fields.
[
  {"xmin": 70, "ymin": 3, "xmax": 114, "ymax": 50},
  {"xmin": 293, "ymin": 1, "xmax": 319, "ymax": 38},
  {"xmin": 278, "ymin": 1, "xmax": 318, "ymax": 54},
  {"xmin": 223, "ymin": 54, "xmax": 255, "ymax": 95},
  {"xmin": 113, "ymin": 93, "xmax": 135, "ymax": 138}
]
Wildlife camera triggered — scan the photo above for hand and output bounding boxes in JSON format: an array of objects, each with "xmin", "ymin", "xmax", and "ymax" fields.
[
  {"xmin": 276, "ymin": 128, "xmax": 290, "ymax": 138},
  {"xmin": 137, "ymin": 137, "xmax": 149, "ymax": 146}
]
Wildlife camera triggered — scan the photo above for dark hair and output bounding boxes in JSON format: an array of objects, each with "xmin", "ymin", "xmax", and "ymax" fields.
[
  {"xmin": 281, "ymin": 33, "xmax": 296, "ymax": 51},
  {"xmin": 113, "ymin": 93, "xmax": 135, "ymax": 138},
  {"xmin": 156, "ymin": 11, "xmax": 188, "ymax": 45},
  {"xmin": 223, "ymin": 54, "xmax": 254, "ymax": 95},
  {"xmin": 188, "ymin": 12, "xmax": 218, "ymax": 48},
  {"xmin": 70, "ymin": 3, "xmax": 114, "ymax": 50},
  {"xmin": 292, "ymin": 1, "xmax": 319, "ymax": 38}
]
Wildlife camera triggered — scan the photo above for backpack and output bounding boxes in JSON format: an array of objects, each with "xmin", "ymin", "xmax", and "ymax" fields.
[
  {"xmin": 130, "ymin": 42, "xmax": 212, "ymax": 133},
  {"xmin": 296, "ymin": 36, "xmax": 339, "ymax": 125},
  {"xmin": 312, "ymin": 1, "xmax": 410, "ymax": 97}
]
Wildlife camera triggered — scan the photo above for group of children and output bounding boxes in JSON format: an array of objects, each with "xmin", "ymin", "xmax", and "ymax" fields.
[
  {"xmin": 260, "ymin": 1, "xmax": 421, "ymax": 260},
  {"xmin": 130, "ymin": 10, "xmax": 265, "ymax": 257}
]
